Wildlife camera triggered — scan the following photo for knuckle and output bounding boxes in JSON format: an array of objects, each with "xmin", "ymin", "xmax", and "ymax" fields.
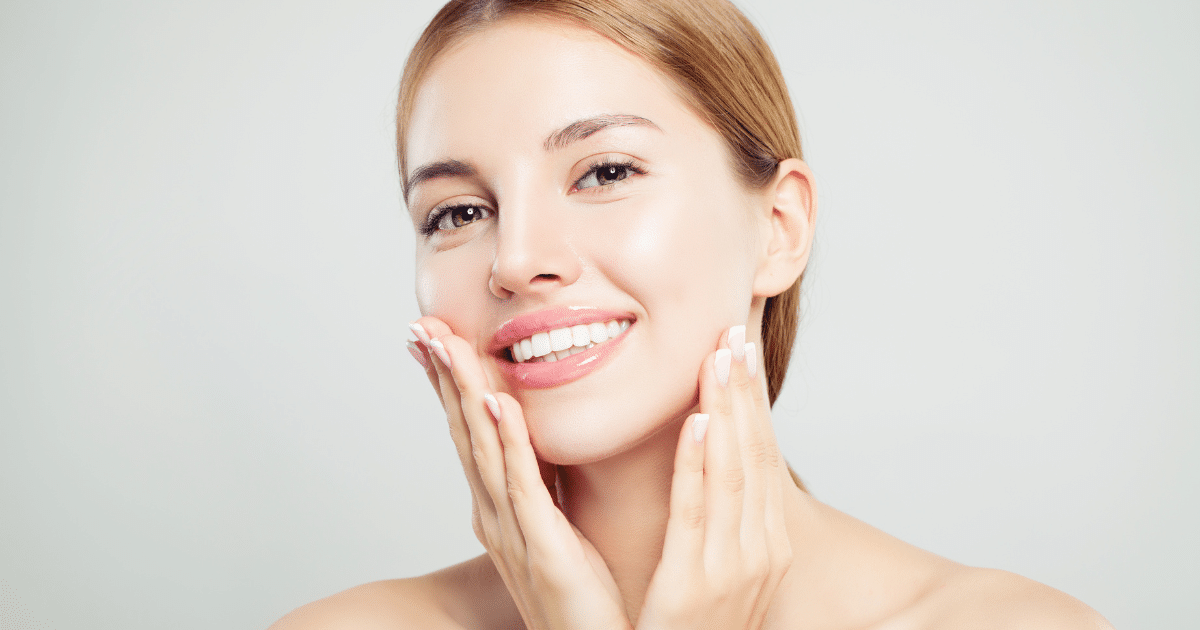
[
  {"xmin": 746, "ymin": 440, "xmax": 779, "ymax": 467},
  {"xmin": 682, "ymin": 503, "xmax": 706, "ymax": 530},
  {"xmin": 723, "ymin": 467, "xmax": 746, "ymax": 494},
  {"xmin": 715, "ymin": 394, "xmax": 733, "ymax": 417},
  {"xmin": 471, "ymin": 506, "xmax": 485, "ymax": 542},
  {"xmin": 453, "ymin": 440, "xmax": 470, "ymax": 461},
  {"xmin": 480, "ymin": 521, "xmax": 502, "ymax": 551},
  {"xmin": 470, "ymin": 443, "xmax": 488, "ymax": 466},
  {"xmin": 497, "ymin": 531, "xmax": 521, "ymax": 560},
  {"xmin": 456, "ymin": 379, "xmax": 480, "ymax": 398},
  {"xmin": 506, "ymin": 472, "xmax": 527, "ymax": 504},
  {"xmin": 732, "ymin": 365, "xmax": 751, "ymax": 388}
]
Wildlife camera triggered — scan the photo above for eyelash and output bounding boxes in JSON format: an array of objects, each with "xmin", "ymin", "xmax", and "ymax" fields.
[
  {"xmin": 572, "ymin": 158, "xmax": 645, "ymax": 192},
  {"xmin": 420, "ymin": 159, "xmax": 647, "ymax": 237},
  {"xmin": 420, "ymin": 202, "xmax": 486, "ymax": 237}
]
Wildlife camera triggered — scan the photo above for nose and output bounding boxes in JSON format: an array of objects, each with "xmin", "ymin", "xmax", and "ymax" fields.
[{"xmin": 488, "ymin": 200, "xmax": 583, "ymax": 299}]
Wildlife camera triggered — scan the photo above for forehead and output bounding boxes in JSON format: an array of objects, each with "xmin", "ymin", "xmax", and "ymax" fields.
[{"xmin": 406, "ymin": 17, "xmax": 707, "ymax": 166}]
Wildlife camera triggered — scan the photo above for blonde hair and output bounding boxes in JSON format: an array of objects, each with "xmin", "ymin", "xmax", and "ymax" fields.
[{"xmin": 397, "ymin": 0, "xmax": 807, "ymax": 490}]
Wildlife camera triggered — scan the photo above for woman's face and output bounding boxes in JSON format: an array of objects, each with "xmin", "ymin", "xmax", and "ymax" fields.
[{"xmin": 406, "ymin": 18, "xmax": 771, "ymax": 465}]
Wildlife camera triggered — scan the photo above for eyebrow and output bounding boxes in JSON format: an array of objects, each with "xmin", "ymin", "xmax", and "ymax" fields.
[
  {"xmin": 405, "ymin": 159, "xmax": 476, "ymax": 203},
  {"xmin": 405, "ymin": 114, "xmax": 659, "ymax": 202},
  {"xmin": 543, "ymin": 114, "xmax": 660, "ymax": 151}
]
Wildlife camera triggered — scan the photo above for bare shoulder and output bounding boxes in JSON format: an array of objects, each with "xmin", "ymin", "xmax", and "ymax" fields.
[
  {"xmin": 266, "ymin": 577, "xmax": 448, "ymax": 630},
  {"xmin": 894, "ymin": 566, "xmax": 1114, "ymax": 630},
  {"xmin": 267, "ymin": 554, "xmax": 522, "ymax": 630}
]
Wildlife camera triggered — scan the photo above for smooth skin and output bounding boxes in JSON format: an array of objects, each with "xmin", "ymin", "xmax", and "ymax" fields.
[
  {"xmin": 408, "ymin": 321, "xmax": 790, "ymax": 630},
  {"xmin": 270, "ymin": 17, "xmax": 1113, "ymax": 630}
]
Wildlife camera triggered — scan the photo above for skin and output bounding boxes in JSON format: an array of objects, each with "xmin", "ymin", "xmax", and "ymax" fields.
[{"xmin": 270, "ymin": 17, "xmax": 1114, "ymax": 630}]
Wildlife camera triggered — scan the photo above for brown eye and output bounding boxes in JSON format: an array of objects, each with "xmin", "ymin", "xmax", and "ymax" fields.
[
  {"xmin": 596, "ymin": 164, "xmax": 629, "ymax": 185},
  {"xmin": 450, "ymin": 205, "xmax": 485, "ymax": 227},
  {"xmin": 575, "ymin": 161, "xmax": 641, "ymax": 191},
  {"xmin": 427, "ymin": 203, "xmax": 492, "ymax": 234}
]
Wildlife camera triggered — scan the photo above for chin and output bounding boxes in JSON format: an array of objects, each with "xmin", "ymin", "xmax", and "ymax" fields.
[{"xmin": 516, "ymin": 384, "xmax": 698, "ymax": 466}]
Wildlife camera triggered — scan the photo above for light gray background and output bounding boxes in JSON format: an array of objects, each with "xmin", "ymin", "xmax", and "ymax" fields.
[{"xmin": 1, "ymin": 0, "xmax": 1196, "ymax": 628}]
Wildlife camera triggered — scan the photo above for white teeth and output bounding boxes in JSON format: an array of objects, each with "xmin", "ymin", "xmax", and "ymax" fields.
[
  {"xmin": 531, "ymin": 332, "xmax": 551, "ymax": 357},
  {"xmin": 549, "ymin": 328, "xmax": 573, "ymax": 352},
  {"xmin": 510, "ymin": 318, "xmax": 632, "ymax": 363},
  {"xmin": 571, "ymin": 325, "xmax": 590, "ymax": 347}
]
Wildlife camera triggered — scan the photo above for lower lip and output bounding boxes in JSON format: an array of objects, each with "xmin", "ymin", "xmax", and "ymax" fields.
[{"xmin": 496, "ymin": 326, "xmax": 632, "ymax": 389}]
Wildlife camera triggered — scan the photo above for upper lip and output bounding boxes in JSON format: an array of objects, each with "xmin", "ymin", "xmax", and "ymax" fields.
[{"xmin": 488, "ymin": 306, "xmax": 635, "ymax": 356}]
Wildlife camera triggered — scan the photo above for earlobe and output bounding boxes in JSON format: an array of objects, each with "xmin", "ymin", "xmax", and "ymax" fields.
[{"xmin": 752, "ymin": 158, "xmax": 817, "ymax": 298}]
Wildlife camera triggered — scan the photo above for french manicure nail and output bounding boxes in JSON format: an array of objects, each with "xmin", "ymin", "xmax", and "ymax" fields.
[
  {"xmin": 715, "ymin": 348, "xmax": 731, "ymax": 386},
  {"xmin": 406, "ymin": 340, "xmax": 429, "ymax": 370},
  {"xmin": 483, "ymin": 393, "xmax": 501, "ymax": 423},
  {"xmin": 409, "ymin": 322, "xmax": 430, "ymax": 345},
  {"xmin": 745, "ymin": 342, "xmax": 757, "ymax": 378},
  {"xmin": 429, "ymin": 338, "xmax": 452, "ymax": 367},
  {"xmin": 692, "ymin": 414, "xmax": 710, "ymax": 442},
  {"xmin": 728, "ymin": 325, "xmax": 746, "ymax": 361}
]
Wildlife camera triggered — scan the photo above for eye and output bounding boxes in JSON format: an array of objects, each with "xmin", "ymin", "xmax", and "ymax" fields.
[
  {"xmin": 574, "ymin": 160, "xmax": 643, "ymax": 191},
  {"xmin": 422, "ymin": 203, "xmax": 492, "ymax": 236}
]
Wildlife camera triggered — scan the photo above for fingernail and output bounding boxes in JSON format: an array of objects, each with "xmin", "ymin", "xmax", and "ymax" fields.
[
  {"xmin": 406, "ymin": 340, "xmax": 429, "ymax": 370},
  {"xmin": 483, "ymin": 393, "xmax": 501, "ymax": 423},
  {"xmin": 715, "ymin": 348, "xmax": 731, "ymax": 387},
  {"xmin": 409, "ymin": 321, "xmax": 430, "ymax": 345},
  {"xmin": 429, "ymin": 338, "xmax": 452, "ymax": 367},
  {"xmin": 692, "ymin": 414, "xmax": 710, "ymax": 442},
  {"xmin": 728, "ymin": 325, "xmax": 746, "ymax": 361},
  {"xmin": 745, "ymin": 342, "xmax": 757, "ymax": 378}
]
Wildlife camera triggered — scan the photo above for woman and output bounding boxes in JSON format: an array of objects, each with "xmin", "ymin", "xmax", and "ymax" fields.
[{"xmin": 274, "ymin": 0, "xmax": 1112, "ymax": 628}]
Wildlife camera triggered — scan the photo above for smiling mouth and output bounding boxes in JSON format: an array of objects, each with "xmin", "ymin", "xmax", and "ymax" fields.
[{"xmin": 508, "ymin": 319, "xmax": 632, "ymax": 363}]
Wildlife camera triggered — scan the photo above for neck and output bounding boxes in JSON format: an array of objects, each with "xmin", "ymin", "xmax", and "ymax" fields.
[{"xmin": 557, "ymin": 414, "xmax": 686, "ymax": 622}]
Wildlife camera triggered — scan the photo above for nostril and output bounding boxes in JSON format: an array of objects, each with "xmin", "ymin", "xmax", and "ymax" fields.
[{"xmin": 533, "ymin": 274, "xmax": 558, "ymax": 281}]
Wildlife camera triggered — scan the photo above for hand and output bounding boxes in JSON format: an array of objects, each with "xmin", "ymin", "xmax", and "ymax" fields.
[
  {"xmin": 408, "ymin": 316, "xmax": 633, "ymax": 630},
  {"xmin": 635, "ymin": 325, "xmax": 794, "ymax": 630}
]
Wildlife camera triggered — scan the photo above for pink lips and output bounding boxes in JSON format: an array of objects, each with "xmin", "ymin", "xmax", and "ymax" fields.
[{"xmin": 490, "ymin": 306, "xmax": 634, "ymax": 389}]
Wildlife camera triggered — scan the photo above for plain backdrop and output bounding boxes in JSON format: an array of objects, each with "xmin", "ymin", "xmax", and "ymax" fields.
[{"xmin": 1, "ymin": 0, "xmax": 1197, "ymax": 628}]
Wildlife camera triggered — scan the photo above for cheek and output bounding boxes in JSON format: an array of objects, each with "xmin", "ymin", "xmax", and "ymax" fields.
[
  {"xmin": 579, "ymin": 187, "xmax": 757, "ymax": 317},
  {"xmin": 415, "ymin": 247, "xmax": 493, "ymax": 342}
]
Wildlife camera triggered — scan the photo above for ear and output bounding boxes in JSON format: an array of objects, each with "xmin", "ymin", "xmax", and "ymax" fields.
[{"xmin": 753, "ymin": 158, "xmax": 817, "ymax": 297}]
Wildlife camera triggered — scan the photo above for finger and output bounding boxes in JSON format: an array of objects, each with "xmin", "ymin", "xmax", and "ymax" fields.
[
  {"xmin": 408, "ymin": 318, "xmax": 437, "ymax": 347},
  {"xmin": 406, "ymin": 339, "xmax": 441, "ymax": 402},
  {"xmin": 410, "ymin": 317, "xmax": 452, "ymax": 405},
  {"xmin": 661, "ymin": 412, "xmax": 708, "ymax": 569},
  {"xmin": 726, "ymin": 330, "xmax": 768, "ymax": 548},
  {"xmin": 728, "ymin": 333, "xmax": 789, "ymax": 625},
  {"xmin": 414, "ymin": 319, "xmax": 495, "ymax": 527},
  {"xmin": 744, "ymin": 340, "xmax": 792, "ymax": 579},
  {"xmin": 700, "ymin": 346, "xmax": 744, "ymax": 563},
  {"xmin": 491, "ymin": 392, "xmax": 587, "ymax": 578},
  {"xmin": 740, "ymin": 340, "xmax": 788, "ymax": 542},
  {"xmin": 435, "ymin": 334, "xmax": 521, "ymax": 545}
]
